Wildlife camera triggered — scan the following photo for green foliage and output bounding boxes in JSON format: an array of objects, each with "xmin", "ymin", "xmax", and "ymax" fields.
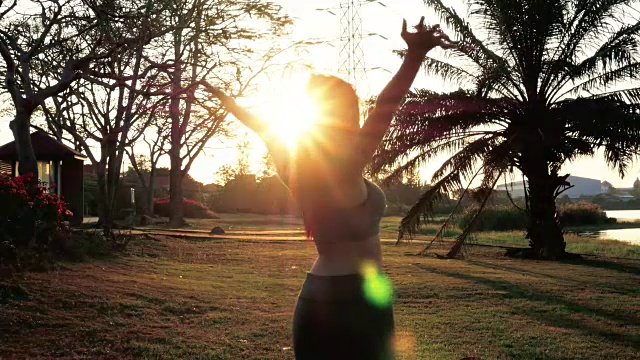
[
  {"xmin": 154, "ymin": 198, "xmax": 217, "ymax": 219},
  {"xmin": 457, "ymin": 205, "xmax": 528, "ymax": 231},
  {"xmin": 372, "ymin": 0, "xmax": 640, "ymax": 255},
  {"xmin": 458, "ymin": 202, "xmax": 616, "ymax": 231},
  {"xmin": 590, "ymin": 194, "xmax": 640, "ymax": 210},
  {"xmin": 632, "ymin": 178, "xmax": 640, "ymax": 199},
  {"xmin": 57, "ymin": 231, "xmax": 111, "ymax": 262},
  {"xmin": 559, "ymin": 201, "xmax": 615, "ymax": 227}
]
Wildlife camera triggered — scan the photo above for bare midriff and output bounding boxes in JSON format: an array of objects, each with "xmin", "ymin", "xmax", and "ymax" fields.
[{"xmin": 309, "ymin": 235, "xmax": 382, "ymax": 275}]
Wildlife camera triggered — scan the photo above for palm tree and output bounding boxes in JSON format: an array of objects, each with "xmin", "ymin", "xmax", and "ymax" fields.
[{"xmin": 372, "ymin": 0, "xmax": 640, "ymax": 259}]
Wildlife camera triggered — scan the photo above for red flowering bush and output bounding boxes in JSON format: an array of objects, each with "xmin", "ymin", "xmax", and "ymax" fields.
[
  {"xmin": 153, "ymin": 198, "xmax": 217, "ymax": 218},
  {"xmin": 0, "ymin": 173, "xmax": 72, "ymax": 268}
]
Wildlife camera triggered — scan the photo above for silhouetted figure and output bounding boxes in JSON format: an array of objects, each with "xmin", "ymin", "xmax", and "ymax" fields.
[{"xmin": 205, "ymin": 17, "xmax": 455, "ymax": 360}]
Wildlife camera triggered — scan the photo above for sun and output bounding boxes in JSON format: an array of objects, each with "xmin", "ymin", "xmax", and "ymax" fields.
[{"xmin": 252, "ymin": 74, "xmax": 318, "ymax": 149}]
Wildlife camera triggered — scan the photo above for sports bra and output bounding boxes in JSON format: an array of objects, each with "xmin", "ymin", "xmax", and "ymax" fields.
[{"xmin": 300, "ymin": 179, "xmax": 387, "ymax": 242}]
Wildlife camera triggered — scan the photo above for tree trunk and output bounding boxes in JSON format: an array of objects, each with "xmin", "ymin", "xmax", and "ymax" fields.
[
  {"xmin": 168, "ymin": 74, "xmax": 184, "ymax": 226},
  {"xmin": 147, "ymin": 165, "xmax": 156, "ymax": 216},
  {"xmin": 169, "ymin": 148, "xmax": 184, "ymax": 226},
  {"xmin": 95, "ymin": 163, "xmax": 112, "ymax": 228},
  {"xmin": 9, "ymin": 108, "xmax": 38, "ymax": 180},
  {"xmin": 524, "ymin": 163, "xmax": 566, "ymax": 259},
  {"xmin": 168, "ymin": 27, "xmax": 184, "ymax": 227}
]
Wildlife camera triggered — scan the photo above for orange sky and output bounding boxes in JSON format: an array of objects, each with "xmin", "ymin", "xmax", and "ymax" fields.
[
  {"xmin": 1, "ymin": 0, "xmax": 638, "ymax": 187},
  {"xmin": 194, "ymin": 0, "xmax": 639, "ymax": 187}
]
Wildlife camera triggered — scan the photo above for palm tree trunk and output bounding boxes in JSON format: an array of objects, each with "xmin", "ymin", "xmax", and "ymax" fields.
[{"xmin": 525, "ymin": 164, "xmax": 566, "ymax": 259}]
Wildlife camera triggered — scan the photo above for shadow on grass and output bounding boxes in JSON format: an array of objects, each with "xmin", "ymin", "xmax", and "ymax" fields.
[
  {"xmin": 560, "ymin": 257, "xmax": 640, "ymax": 276},
  {"xmin": 413, "ymin": 264, "xmax": 640, "ymax": 349},
  {"xmin": 465, "ymin": 260, "xmax": 639, "ymax": 295}
]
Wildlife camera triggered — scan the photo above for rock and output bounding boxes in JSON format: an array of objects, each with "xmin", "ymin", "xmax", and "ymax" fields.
[
  {"xmin": 122, "ymin": 213, "xmax": 136, "ymax": 228},
  {"xmin": 139, "ymin": 215, "xmax": 153, "ymax": 226},
  {"xmin": 210, "ymin": 226, "xmax": 225, "ymax": 235}
]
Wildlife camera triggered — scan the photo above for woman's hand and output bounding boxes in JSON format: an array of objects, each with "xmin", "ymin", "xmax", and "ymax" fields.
[{"xmin": 401, "ymin": 16, "xmax": 456, "ymax": 55}]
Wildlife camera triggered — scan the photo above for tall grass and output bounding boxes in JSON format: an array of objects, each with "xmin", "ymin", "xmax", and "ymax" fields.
[{"xmin": 457, "ymin": 202, "xmax": 615, "ymax": 231}]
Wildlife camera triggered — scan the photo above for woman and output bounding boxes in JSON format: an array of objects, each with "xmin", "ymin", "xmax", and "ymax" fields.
[{"xmin": 204, "ymin": 17, "xmax": 455, "ymax": 359}]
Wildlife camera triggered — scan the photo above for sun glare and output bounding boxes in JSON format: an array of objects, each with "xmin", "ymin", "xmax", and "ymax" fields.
[{"xmin": 253, "ymin": 74, "xmax": 318, "ymax": 149}]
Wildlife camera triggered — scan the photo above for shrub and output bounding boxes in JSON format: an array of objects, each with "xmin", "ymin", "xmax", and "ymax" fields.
[
  {"xmin": 559, "ymin": 201, "xmax": 614, "ymax": 226},
  {"xmin": 384, "ymin": 202, "xmax": 411, "ymax": 216},
  {"xmin": 153, "ymin": 198, "xmax": 217, "ymax": 218},
  {"xmin": 457, "ymin": 202, "xmax": 614, "ymax": 232},
  {"xmin": 0, "ymin": 173, "xmax": 72, "ymax": 269},
  {"xmin": 457, "ymin": 205, "xmax": 528, "ymax": 231},
  {"xmin": 59, "ymin": 231, "xmax": 111, "ymax": 261}
]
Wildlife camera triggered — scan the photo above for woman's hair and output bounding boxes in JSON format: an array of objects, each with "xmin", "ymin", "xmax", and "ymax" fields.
[
  {"xmin": 306, "ymin": 74, "xmax": 360, "ymax": 130},
  {"xmin": 294, "ymin": 75, "xmax": 362, "ymax": 239}
]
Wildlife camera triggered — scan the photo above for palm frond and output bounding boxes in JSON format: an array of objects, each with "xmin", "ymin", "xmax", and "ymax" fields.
[
  {"xmin": 397, "ymin": 168, "xmax": 464, "ymax": 240},
  {"xmin": 557, "ymin": 62, "xmax": 640, "ymax": 99},
  {"xmin": 548, "ymin": 20, "xmax": 640, "ymax": 99},
  {"xmin": 555, "ymin": 97, "xmax": 640, "ymax": 176},
  {"xmin": 591, "ymin": 86, "xmax": 640, "ymax": 103},
  {"xmin": 423, "ymin": 0, "xmax": 523, "ymax": 98}
]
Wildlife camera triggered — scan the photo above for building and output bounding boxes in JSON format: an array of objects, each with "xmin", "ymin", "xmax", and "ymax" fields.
[
  {"xmin": 0, "ymin": 131, "xmax": 86, "ymax": 224},
  {"xmin": 496, "ymin": 175, "xmax": 602, "ymax": 199}
]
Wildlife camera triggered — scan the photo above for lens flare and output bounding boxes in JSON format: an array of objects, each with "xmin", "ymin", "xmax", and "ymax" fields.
[{"xmin": 361, "ymin": 261, "xmax": 393, "ymax": 308}]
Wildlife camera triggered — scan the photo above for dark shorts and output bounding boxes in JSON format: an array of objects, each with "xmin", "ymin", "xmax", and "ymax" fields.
[{"xmin": 292, "ymin": 273, "xmax": 395, "ymax": 359}]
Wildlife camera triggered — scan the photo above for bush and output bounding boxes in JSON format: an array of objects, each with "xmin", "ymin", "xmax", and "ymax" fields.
[
  {"xmin": 457, "ymin": 202, "xmax": 614, "ymax": 232},
  {"xmin": 59, "ymin": 231, "xmax": 111, "ymax": 261},
  {"xmin": 559, "ymin": 201, "xmax": 614, "ymax": 226},
  {"xmin": 457, "ymin": 205, "xmax": 528, "ymax": 231},
  {"xmin": 384, "ymin": 202, "xmax": 411, "ymax": 216},
  {"xmin": 0, "ymin": 173, "xmax": 72, "ymax": 269},
  {"xmin": 153, "ymin": 198, "xmax": 217, "ymax": 218}
]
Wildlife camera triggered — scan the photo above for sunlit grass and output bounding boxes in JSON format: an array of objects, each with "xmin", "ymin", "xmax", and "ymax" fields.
[{"xmin": 1, "ymin": 230, "xmax": 638, "ymax": 359}]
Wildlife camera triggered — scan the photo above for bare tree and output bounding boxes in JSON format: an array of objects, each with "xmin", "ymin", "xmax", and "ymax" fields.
[
  {"xmin": 0, "ymin": 0, "xmax": 142, "ymax": 179},
  {"xmin": 126, "ymin": 111, "xmax": 170, "ymax": 215},
  {"xmin": 155, "ymin": 0, "xmax": 292, "ymax": 226}
]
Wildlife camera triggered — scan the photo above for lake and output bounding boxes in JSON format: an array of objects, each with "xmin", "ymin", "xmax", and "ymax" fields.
[
  {"xmin": 591, "ymin": 210, "xmax": 640, "ymax": 244},
  {"xmin": 605, "ymin": 210, "xmax": 640, "ymax": 221},
  {"xmin": 592, "ymin": 228, "xmax": 640, "ymax": 245}
]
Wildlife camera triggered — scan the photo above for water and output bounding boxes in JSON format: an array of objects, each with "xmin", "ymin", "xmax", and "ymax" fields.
[
  {"xmin": 605, "ymin": 210, "xmax": 640, "ymax": 221},
  {"xmin": 590, "ymin": 210, "xmax": 640, "ymax": 244},
  {"xmin": 596, "ymin": 228, "xmax": 640, "ymax": 245}
]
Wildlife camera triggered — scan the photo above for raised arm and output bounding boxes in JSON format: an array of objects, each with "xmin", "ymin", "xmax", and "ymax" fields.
[
  {"xmin": 355, "ymin": 18, "xmax": 456, "ymax": 165},
  {"xmin": 200, "ymin": 81, "xmax": 292, "ymax": 182},
  {"xmin": 200, "ymin": 81, "xmax": 268, "ymax": 133}
]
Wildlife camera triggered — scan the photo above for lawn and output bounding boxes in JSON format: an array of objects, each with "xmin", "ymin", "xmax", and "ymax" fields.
[{"xmin": 1, "ymin": 215, "xmax": 639, "ymax": 359}]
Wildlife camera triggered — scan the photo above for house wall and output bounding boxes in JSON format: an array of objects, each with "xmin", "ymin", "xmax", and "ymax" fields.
[
  {"xmin": 563, "ymin": 177, "xmax": 601, "ymax": 198},
  {"xmin": 496, "ymin": 176, "xmax": 602, "ymax": 199},
  {"xmin": 0, "ymin": 160, "xmax": 11, "ymax": 174}
]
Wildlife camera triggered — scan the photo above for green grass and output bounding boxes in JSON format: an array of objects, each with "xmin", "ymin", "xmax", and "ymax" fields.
[
  {"xmin": 1, "ymin": 215, "xmax": 639, "ymax": 359},
  {"xmin": 382, "ymin": 216, "xmax": 640, "ymax": 260}
]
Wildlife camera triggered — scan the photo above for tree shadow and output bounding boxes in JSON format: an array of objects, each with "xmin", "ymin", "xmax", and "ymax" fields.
[
  {"xmin": 413, "ymin": 263, "xmax": 640, "ymax": 350},
  {"xmin": 560, "ymin": 257, "xmax": 640, "ymax": 276},
  {"xmin": 465, "ymin": 260, "xmax": 639, "ymax": 295}
]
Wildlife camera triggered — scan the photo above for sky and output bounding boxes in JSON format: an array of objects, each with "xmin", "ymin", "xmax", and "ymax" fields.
[{"xmin": 1, "ymin": 0, "xmax": 639, "ymax": 187}]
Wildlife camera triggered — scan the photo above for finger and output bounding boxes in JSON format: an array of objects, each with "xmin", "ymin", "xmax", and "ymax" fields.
[
  {"xmin": 440, "ymin": 42, "xmax": 458, "ymax": 49},
  {"xmin": 401, "ymin": 19, "xmax": 407, "ymax": 35},
  {"xmin": 419, "ymin": 16, "xmax": 425, "ymax": 27},
  {"xmin": 440, "ymin": 31, "xmax": 453, "ymax": 42}
]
